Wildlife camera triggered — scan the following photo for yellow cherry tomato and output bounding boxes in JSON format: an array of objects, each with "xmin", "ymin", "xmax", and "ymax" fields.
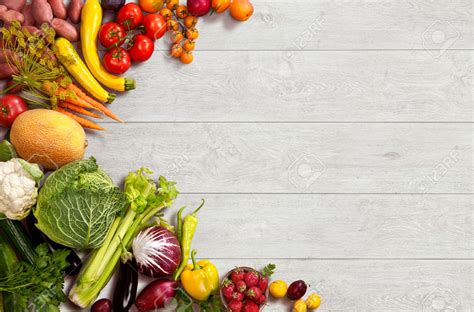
[
  {"xmin": 182, "ymin": 39, "xmax": 195, "ymax": 51},
  {"xmin": 180, "ymin": 51, "xmax": 193, "ymax": 64},
  {"xmin": 184, "ymin": 16, "xmax": 198, "ymax": 28},
  {"xmin": 269, "ymin": 280, "xmax": 288, "ymax": 299},
  {"xmin": 186, "ymin": 27, "xmax": 199, "ymax": 40},
  {"xmin": 306, "ymin": 293, "xmax": 321, "ymax": 310},
  {"xmin": 165, "ymin": 0, "xmax": 178, "ymax": 10},
  {"xmin": 139, "ymin": 0, "xmax": 164, "ymax": 13},
  {"xmin": 293, "ymin": 299, "xmax": 308, "ymax": 312}
]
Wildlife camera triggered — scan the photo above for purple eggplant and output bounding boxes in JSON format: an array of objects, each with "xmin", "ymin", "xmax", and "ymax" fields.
[
  {"xmin": 113, "ymin": 259, "xmax": 138, "ymax": 312},
  {"xmin": 135, "ymin": 279, "xmax": 178, "ymax": 311},
  {"xmin": 187, "ymin": 0, "xmax": 211, "ymax": 16},
  {"xmin": 101, "ymin": 0, "xmax": 125, "ymax": 11},
  {"xmin": 287, "ymin": 280, "xmax": 308, "ymax": 300}
]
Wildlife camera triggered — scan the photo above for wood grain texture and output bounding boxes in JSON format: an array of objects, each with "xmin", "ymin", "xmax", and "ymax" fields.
[
  {"xmin": 166, "ymin": 194, "xmax": 474, "ymax": 258},
  {"xmin": 144, "ymin": 0, "xmax": 474, "ymax": 50},
  {"xmin": 111, "ymin": 50, "xmax": 473, "ymax": 122},
  {"xmin": 85, "ymin": 123, "xmax": 472, "ymax": 193}
]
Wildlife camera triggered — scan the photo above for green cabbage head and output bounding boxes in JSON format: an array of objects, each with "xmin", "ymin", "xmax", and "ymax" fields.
[{"xmin": 34, "ymin": 157, "xmax": 128, "ymax": 249}]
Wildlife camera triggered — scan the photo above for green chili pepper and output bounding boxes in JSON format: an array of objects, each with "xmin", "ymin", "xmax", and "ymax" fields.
[
  {"xmin": 173, "ymin": 199, "xmax": 205, "ymax": 280},
  {"xmin": 176, "ymin": 206, "xmax": 186, "ymax": 243}
]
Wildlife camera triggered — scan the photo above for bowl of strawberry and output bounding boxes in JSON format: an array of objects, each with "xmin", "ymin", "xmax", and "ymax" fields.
[{"xmin": 220, "ymin": 265, "xmax": 275, "ymax": 312}]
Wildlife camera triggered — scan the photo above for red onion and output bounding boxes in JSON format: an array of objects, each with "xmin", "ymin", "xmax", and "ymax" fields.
[
  {"xmin": 135, "ymin": 279, "xmax": 178, "ymax": 311},
  {"xmin": 132, "ymin": 226, "xmax": 181, "ymax": 278}
]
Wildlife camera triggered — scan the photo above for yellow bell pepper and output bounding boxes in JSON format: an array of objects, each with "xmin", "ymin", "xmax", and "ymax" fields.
[{"xmin": 180, "ymin": 250, "xmax": 219, "ymax": 301}]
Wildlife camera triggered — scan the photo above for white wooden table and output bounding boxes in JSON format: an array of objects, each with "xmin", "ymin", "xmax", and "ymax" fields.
[{"xmin": 28, "ymin": 0, "xmax": 474, "ymax": 310}]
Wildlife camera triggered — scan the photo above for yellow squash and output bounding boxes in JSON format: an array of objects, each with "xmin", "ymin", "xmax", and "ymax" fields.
[
  {"xmin": 55, "ymin": 37, "xmax": 116, "ymax": 103},
  {"xmin": 81, "ymin": 0, "xmax": 135, "ymax": 92}
]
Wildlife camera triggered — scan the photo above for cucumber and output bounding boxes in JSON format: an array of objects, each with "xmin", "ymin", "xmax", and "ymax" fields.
[
  {"xmin": 0, "ymin": 235, "xmax": 20, "ymax": 312},
  {"xmin": 0, "ymin": 219, "xmax": 36, "ymax": 265}
]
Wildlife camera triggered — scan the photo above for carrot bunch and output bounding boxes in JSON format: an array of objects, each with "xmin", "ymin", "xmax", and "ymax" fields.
[{"xmin": 43, "ymin": 80, "xmax": 123, "ymax": 131}]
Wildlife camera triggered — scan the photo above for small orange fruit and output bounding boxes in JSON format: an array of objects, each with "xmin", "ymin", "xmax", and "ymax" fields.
[
  {"xmin": 139, "ymin": 0, "xmax": 164, "ymax": 13},
  {"xmin": 170, "ymin": 44, "xmax": 183, "ymax": 58},
  {"xmin": 175, "ymin": 5, "xmax": 188, "ymax": 18},
  {"xmin": 230, "ymin": 0, "xmax": 253, "ymax": 21},
  {"xmin": 185, "ymin": 27, "xmax": 199, "ymax": 40},
  {"xmin": 211, "ymin": 0, "xmax": 231, "ymax": 13},
  {"xmin": 182, "ymin": 39, "xmax": 195, "ymax": 51},
  {"xmin": 170, "ymin": 30, "xmax": 184, "ymax": 43},
  {"xmin": 180, "ymin": 51, "xmax": 193, "ymax": 64},
  {"xmin": 165, "ymin": 0, "xmax": 178, "ymax": 10},
  {"xmin": 184, "ymin": 16, "xmax": 198, "ymax": 28},
  {"xmin": 167, "ymin": 19, "xmax": 179, "ymax": 31},
  {"xmin": 160, "ymin": 8, "xmax": 173, "ymax": 20}
]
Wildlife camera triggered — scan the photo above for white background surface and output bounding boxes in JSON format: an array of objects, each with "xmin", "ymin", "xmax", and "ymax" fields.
[{"xmin": 3, "ymin": 0, "xmax": 473, "ymax": 311}]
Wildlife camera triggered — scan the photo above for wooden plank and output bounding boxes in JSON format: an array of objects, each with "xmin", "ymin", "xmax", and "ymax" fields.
[
  {"xmin": 62, "ymin": 259, "xmax": 473, "ymax": 311},
  {"xmin": 164, "ymin": 194, "xmax": 474, "ymax": 259},
  {"xmin": 131, "ymin": 0, "xmax": 473, "ymax": 50},
  {"xmin": 85, "ymin": 123, "xmax": 472, "ymax": 193},
  {"xmin": 111, "ymin": 50, "xmax": 473, "ymax": 122}
]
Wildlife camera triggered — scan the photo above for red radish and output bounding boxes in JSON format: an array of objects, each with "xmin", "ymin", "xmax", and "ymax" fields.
[
  {"xmin": 231, "ymin": 269, "xmax": 245, "ymax": 284},
  {"xmin": 235, "ymin": 280, "xmax": 247, "ymax": 293},
  {"xmin": 242, "ymin": 300, "xmax": 259, "ymax": 312},
  {"xmin": 244, "ymin": 271, "xmax": 260, "ymax": 287},
  {"xmin": 187, "ymin": 0, "xmax": 211, "ymax": 16},
  {"xmin": 246, "ymin": 286, "xmax": 262, "ymax": 300},
  {"xmin": 132, "ymin": 226, "xmax": 181, "ymax": 278},
  {"xmin": 253, "ymin": 294, "xmax": 267, "ymax": 305},
  {"xmin": 258, "ymin": 277, "xmax": 268, "ymax": 292},
  {"xmin": 91, "ymin": 298, "xmax": 112, "ymax": 312},
  {"xmin": 135, "ymin": 279, "xmax": 178, "ymax": 311},
  {"xmin": 232, "ymin": 291, "xmax": 244, "ymax": 301},
  {"xmin": 228, "ymin": 300, "xmax": 243, "ymax": 312},
  {"xmin": 222, "ymin": 282, "xmax": 235, "ymax": 300}
]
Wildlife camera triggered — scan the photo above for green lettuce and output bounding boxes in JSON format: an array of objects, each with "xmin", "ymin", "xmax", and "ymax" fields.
[{"xmin": 34, "ymin": 157, "xmax": 128, "ymax": 249}]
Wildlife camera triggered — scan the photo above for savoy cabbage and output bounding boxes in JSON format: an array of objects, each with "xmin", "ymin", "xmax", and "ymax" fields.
[{"xmin": 34, "ymin": 157, "xmax": 128, "ymax": 249}]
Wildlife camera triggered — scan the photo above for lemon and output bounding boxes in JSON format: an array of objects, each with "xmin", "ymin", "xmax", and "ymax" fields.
[{"xmin": 269, "ymin": 280, "xmax": 288, "ymax": 298}]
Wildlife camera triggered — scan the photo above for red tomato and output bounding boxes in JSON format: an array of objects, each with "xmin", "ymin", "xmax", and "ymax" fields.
[
  {"xmin": 0, "ymin": 94, "xmax": 28, "ymax": 128},
  {"xmin": 98, "ymin": 22, "xmax": 126, "ymax": 48},
  {"xmin": 117, "ymin": 3, "xmax": 143, "ymax": 30},
  {"xmin": 128, "ymin": 34, "xmax": 154, "ymax": 62},
  {"xmin": 142, "ymin": 14, "xmax": 167, "ymax": 40},
  {"xmin": 102, "ymin": 47, "xmax": 132, "ymax": 75}
]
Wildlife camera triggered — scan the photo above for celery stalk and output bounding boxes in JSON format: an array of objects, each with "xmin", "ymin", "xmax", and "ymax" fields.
[{"xmin": 68, "ymin": 169, "xmax": 178, "ymax": 308}]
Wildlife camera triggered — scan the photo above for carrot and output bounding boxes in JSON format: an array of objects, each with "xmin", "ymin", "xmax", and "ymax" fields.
[
  {"xmin": 59, "ymin": 101, "xmax": 102, "ymax": 119},
  {"xmin": 66, "ymin": 82, "xmax": 124, "ymax": 123},
  {"xmin": 43, "ymin": 81, "xmax": 94, "ymax": 109},
  {"xmin": 57, "ymin": 107, "xmax": 105, "ymax": 131}
]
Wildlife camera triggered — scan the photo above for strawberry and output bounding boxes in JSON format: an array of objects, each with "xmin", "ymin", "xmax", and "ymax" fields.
[
  {"xmin": 246, "ymin": 286, "xmax": 263, "ymax": 301},
  {"xmin": 232, "ymin": 291, "xmax": 245, "ymax": 301},
  {"xmin": 253, "ymin": 294, "xmax": 267, "ymax": 305},
  {"xmin": 244, "ymin": 271, "xmax": 260, "ymax": 287},
  {"xmin": 258, "ymin": 277, "xmax": 268, "ymax": 292},
  {"xmin": 227, "ymin": 300, "xmax": 243, "ymax": 312},
  {"xmin": 242, "ymin": 300, "xmax": 259, "ymax": 312},
  {"xmin": 231, "ymin": 269, "xmax": 245, "ymax": 284},
  {"xmin": 222, "ymin": 282, "xmax": 235, "ymax": 300},
  {"xmin": 235, "ymin": 280, "xmax": 247, "ymax": 293}
]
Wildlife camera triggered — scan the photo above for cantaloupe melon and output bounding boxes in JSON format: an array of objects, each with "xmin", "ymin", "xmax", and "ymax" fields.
[{"xmin": 10, "ymin": 109, "xmax": 86, "ymax": 169}]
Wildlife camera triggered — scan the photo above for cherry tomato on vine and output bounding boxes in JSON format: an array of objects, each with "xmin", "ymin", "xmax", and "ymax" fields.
[
  {"xmin": 166, "ymin": 19, "xmax": 179, "ymax": 31},
  {"xmin": 165, "ymin": 0, "xmax": 178, "ymax": 10},
  {"xmin": 117, "ymin": 3, "xmax": 143, "ymax": 30},
  {"xmin": 128, "ymin": 34, "xmax": 155, "ymax": 62},
  {"xmin": 142, "ymin": 13, "xmax": 167, "ymax": 40},
  {"xmin": 0, "ymin": 94, "xmax": 28, "ymax": 127},
  {"xmin": 185, "ymin": 27, "xmax": 199, "ymax": 40},
  {"xmin": 103, "ymin": 47, "xmax": 131, "ymax": 74},
  {"xmin": 184, "ymin": 16, "xmax": 198, "ymax": 28},
  {"xmin": 98, "ymin": 22, "xmax": 126, "ymax": 48},
  {"xmin": 170, "ymin": 44, "xmax": 183, "ymax": 58},
  {"xmin": 175, "ymin": 5, "xmax": 188, "ymax": 18},
  {"xmin": 160, "ymin": 8, "xmax": 173, "ymax": 20}
]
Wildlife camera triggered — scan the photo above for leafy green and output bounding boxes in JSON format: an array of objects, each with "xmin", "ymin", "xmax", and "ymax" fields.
[
  {"xmin": 262, "ymin": 263, "xmax": 276, "ymax": 277},
  {"xmin": 173, "ymin": 289, "xmax": 224, "ymax": 312},
  {"xmin": 34, "ymin": 157, "xmax": 128, "ymax": 249},
  {"xmin": 0, "ymin": 244, "xmax": 69, "ymax": 312}
]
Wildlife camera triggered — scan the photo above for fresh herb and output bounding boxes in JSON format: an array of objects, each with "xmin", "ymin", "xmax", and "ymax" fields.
[
  {"xmin": 174, "ymin": 288, "xmax": 225, "ymax": 312},
  {"xmin": 262, "ymin": 263, "xmax": 276, "ymax": 277},
  {"xmin": 0, "ymin": 244, "xmax": 69, "ymax": 312}
]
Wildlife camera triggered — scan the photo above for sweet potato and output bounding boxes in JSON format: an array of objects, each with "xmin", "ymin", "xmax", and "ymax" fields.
[
  {"xmin": 21, "ymin": 3, "xmax": 34, "ymax": 26},
  {"xmin": 31, "ymin": 0, "xmax": 53, "ymax": 25},
  {"xmin": 67, "ymin": 0, "xmax": 83, "ymax": 24},
  {"xmin": 50, "ymin": 18, "xmax": 78, "ymax": 42},
  {"xmin": 47, "ymin": 0, "xmax": 67, "ymax": 19},
  {"xmin": 0, "ymin": 63, "xmax": 17, "ymax": 80},
  {"xmin": 0, "ymin": 5, "xmax": 24, "ymax": 25},
  {"xmin": 22, "ymin": 25, "xmax": 43, "ymax": 36},
  {"xmin": 0, "ymin": 0, "xmax": 26, "ymax": 11}
]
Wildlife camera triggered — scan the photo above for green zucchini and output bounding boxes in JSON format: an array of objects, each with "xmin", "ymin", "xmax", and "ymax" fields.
[
  {"xmin": 0, "ymin": 219, "xmax": 36, "ymax": 265},
  {"xmin": 0, "ymin": 235, "xmax": 20, "ymax": 312}
]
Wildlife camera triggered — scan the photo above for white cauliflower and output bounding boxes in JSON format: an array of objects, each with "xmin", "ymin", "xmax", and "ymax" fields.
[{"xmin": 0, "ymin": 159, "xmax": 42, "ymax": 220}]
